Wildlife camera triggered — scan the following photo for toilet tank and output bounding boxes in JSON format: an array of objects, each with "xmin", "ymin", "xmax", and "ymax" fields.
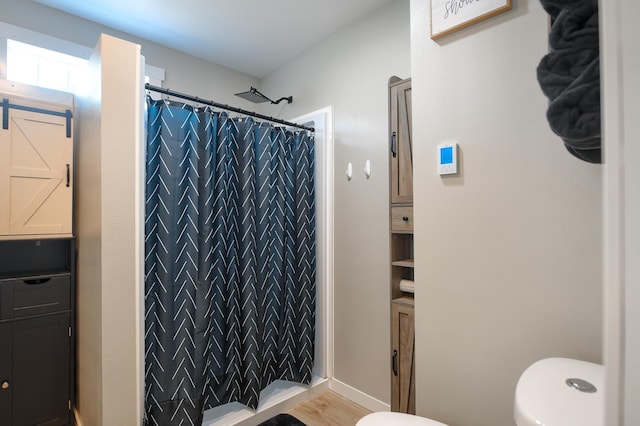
[{"xmin": 514, "ymin": 357, "xmax": 603, "ymax": 426}]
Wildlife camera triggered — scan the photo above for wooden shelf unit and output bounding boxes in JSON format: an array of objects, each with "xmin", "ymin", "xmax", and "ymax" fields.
[{"xmin": 389, "ymin": 76, "xmax": 414, "ymax": 414}]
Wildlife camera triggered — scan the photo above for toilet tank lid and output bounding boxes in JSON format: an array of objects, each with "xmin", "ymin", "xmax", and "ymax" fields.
[{"xmin": 514, "ymin": 357, "xmax": 603, "ymax": 426}]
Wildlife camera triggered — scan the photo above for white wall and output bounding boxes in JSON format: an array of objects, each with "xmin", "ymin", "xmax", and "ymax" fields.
[
  {"xmin": 262, "ymin": 0, "xmax": 411, "ymax": 405},
  {"xmin": 75, "ymin": 34, "xmax": 143, "ymax": 425},
  {"xmin": 601, "ymin": 0, "xmax": 640, "ymax": 424},
  {"xmin": 74, "ymin": 45, "xmax": 103, "ymax": 425},
  {"xmin": 410, "ymin": 1, "xmax": 602, "ymax": 425}
]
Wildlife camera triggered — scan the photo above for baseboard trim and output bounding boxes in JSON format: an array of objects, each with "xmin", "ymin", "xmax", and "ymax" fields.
[
  {"xmin": 73, "ymin": 408, "xmax": 83, "ymax": 426},
  {"xmin": 328, "ymin": 378, "xmax": 390, "ymax": 413}
]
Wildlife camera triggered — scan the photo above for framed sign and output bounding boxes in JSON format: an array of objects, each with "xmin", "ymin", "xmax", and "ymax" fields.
[{"xmin": 431, "ymin": 0, "xmax": 512, "ymax": 40}]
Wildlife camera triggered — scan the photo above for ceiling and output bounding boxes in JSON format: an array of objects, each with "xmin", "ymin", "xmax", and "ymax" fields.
[{"xmin": 34, "ymin": 0, "xmax": 396, "ymax": 78}]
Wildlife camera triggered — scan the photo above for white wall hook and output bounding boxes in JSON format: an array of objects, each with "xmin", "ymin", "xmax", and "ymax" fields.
[
  {"xmin": 346, "ymin": 162, "xmax": 353, "ymax": 180},
  {"xmin": 364, "ymin": 160, "xmax": 371, "ymax": 179}
]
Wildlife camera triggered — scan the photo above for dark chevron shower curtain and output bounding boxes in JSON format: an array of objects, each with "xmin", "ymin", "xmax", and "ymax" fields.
[{"xmin": 143, "ymin": 98, "xmax": 316, "ymax": 426}]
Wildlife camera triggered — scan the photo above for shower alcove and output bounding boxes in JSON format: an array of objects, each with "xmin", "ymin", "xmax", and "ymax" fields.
[{"xmin": 75, "ymin": 34, "xmax": 334, "ymax": 425}]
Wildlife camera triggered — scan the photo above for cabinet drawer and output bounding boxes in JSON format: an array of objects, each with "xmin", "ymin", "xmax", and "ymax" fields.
[
  {"xmin": 391, "ymin": 206, "xmax": 413, "ymax": 232},
  {"xmin": 0, "ymin": 274, "xmax": 70, "ymax": 320}
]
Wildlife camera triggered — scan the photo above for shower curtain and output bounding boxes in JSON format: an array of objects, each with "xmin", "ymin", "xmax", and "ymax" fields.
[{"xmin": 143, "ymin": 98, "xmax": 316, "ymax": 426}]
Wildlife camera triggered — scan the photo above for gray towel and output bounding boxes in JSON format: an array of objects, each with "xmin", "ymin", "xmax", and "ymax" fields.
[
  {"xmin": 549, "ymin": 1, "xmax": 599, "ymax": 49},
  {"xmin": 537, "ymin": 0, "xmax": 601, "ymax": 163},
  {"xmin": 539, "ymin": 0, "xmax": 581, "ymax": 19}
]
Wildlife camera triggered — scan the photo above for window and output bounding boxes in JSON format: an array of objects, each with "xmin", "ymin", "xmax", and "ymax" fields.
[
  {"xmin": 1, "ymin": 25, "xmax": 164, "ymax": 94},
  {"xmin": 7, "ymin": 39, "xmax": 88, "ymax": 93}
]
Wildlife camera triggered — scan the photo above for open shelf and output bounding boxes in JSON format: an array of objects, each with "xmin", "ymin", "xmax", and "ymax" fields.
[
  {"xmin": 392, "ymin": 295, "xmax": 415, "ymax": 307},
  {"xmin": 391, "ymin": 259, "xmax": 414, "ymax": 268}
]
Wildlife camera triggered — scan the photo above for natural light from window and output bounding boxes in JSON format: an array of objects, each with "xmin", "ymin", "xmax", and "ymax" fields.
[{"xmin": 7, "ymin": 39, "xmax": 88, "ymax": 93}]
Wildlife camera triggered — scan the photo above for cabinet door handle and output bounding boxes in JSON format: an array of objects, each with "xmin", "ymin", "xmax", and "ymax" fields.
[
  {"xmin": 392, "ymin": 349, "xmax": 398, "ymax": 376},
  {"xmin": 66, "ymin": 164, "xmax": 70, "ymax": 187},
  {"xmin": 390, "ymin": 131, "xmax": 397, "ymax": 158},
  {"xmin": 23, "ymin": 278, "xmax": 52, "ymax": 285},
  {"xmin": 402, "ymin": 216, "xmax": 409, "ymax": 222},
  {"xmin": 1, "ymin": 381, "xmax": 9, "ymax": 390}
]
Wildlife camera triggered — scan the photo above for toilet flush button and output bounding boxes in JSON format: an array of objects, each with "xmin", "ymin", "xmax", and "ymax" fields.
[{"xmin": 566, "ymin": 378, "xmax": 597, "ymax": 393}]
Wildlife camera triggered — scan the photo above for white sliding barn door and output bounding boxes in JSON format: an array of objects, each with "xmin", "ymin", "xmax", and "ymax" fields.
[{"xmin": 0, "ymin": 106, "xmax": 73, "ymax": 237}]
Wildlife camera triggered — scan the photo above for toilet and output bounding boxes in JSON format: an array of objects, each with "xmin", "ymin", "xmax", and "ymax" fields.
[
  {"xmin": 514, "ymin": 357, "xmax": 604, "ymax": 426},
  {"xmin": 356, "ymin": 412, "xmax": 447, "ymax": 426},
  {"xmin": 359, "ymin": 357, "xmax": 602, "ymax": 426}
]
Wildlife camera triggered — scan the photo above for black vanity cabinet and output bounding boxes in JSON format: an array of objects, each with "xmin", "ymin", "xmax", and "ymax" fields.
[{"xmin": 0, "ymin": 239, "xmax": 75, "ymax": 426}]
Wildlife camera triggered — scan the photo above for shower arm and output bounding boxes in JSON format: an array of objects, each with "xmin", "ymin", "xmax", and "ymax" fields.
[
  {"xmin": 272, "ymin": 96, "xmax": 293, "ymax": 105},
  {"xmin": 251, "ymin": 87, "xmax": 292, "ymax": 105}
]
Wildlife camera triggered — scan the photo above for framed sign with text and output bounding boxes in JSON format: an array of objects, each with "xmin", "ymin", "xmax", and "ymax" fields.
[{"xmin": 431, "ymin": 0, "xmax": 512, "ymax": 40}]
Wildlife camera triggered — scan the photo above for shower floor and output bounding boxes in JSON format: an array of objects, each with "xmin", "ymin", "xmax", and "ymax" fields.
[{"xmin": 202, "ymin": 376, "xmax": 328, "ymax": 426}]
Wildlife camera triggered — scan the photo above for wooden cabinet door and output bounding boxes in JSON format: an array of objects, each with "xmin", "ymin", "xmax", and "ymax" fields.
[
  {"xmin": 0, "ymin": 107, "xmax": 73, "ymax": 237},
  {"xmin": 0, "ymin": 322, "xmax": 13, "ymax": 425},
  {"xmin": 390, "ymin": 79, "xmax": 413, "ymax": 204},
  {"xmin": 391, "ymin": 301, "xmax": 415, "ymax": 414},
  {"xmin": 2, "ymin": 314, "xmax": 71, "ymax": 426}
]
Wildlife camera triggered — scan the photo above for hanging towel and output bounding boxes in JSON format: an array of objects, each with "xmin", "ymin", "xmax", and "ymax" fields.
[
  {"xmin": 548, "ymin": 1, "xmax": 599, "ymax": 49},
  {"xmin": 545, "ymin": 58, "xmax": 600, "ymax": 144},
  {"xmin": 537, "ymin": 47, "xmax": 597, "ymax": 100},
  {"xmin": 539, "ymin": 0, "xmax": 580, "ymax": 19},
  {"xmin": 537, "ymin": 0, "xmax": 601, "ymax": 163}
]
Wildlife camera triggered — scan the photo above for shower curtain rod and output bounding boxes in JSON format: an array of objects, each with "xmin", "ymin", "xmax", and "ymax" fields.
[{"xmin": 145, "ymin": 83, "xmax": 314, "ymax": 132}]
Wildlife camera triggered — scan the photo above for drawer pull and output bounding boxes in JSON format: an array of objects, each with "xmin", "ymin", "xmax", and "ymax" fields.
[
  {"xmin": 402, "ymin": 216, "xmax": 409, "ymax": 222},
  {"xmin": 1, "ymin": 381, "xmax": 9, "ymax": 390},
  {"xmin": 23, "ymin": 278, "xmax": 52, "ymax": 285}
]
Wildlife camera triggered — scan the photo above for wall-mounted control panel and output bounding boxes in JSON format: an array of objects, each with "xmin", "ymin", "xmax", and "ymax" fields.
[{"xmin": 438, "ymin": 142, "xmax": 458, "ymax": 175}]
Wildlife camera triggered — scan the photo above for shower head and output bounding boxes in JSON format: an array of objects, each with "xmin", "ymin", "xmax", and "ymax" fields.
[
  {"xmin": 235, "ymin": 87, "xmax": 270, "ymax": 103},
  {"xmin": 234, "ymin": 87, "xmax": 292, "ymax": 105}
]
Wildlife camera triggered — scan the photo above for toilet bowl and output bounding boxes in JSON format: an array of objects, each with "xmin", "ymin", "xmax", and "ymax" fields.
[
  {"xmin": 357, "ymin": 412, "xmax": 447, "ymax": 426},
  {"xmin": 514, "ymin": 357, "xmax": 604, "ymax": 426}
]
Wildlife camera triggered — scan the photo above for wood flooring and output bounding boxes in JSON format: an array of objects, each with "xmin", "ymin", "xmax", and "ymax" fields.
[{"xmin": 287, "ymin": 390, "xmax": 371, "ymax": 426}]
